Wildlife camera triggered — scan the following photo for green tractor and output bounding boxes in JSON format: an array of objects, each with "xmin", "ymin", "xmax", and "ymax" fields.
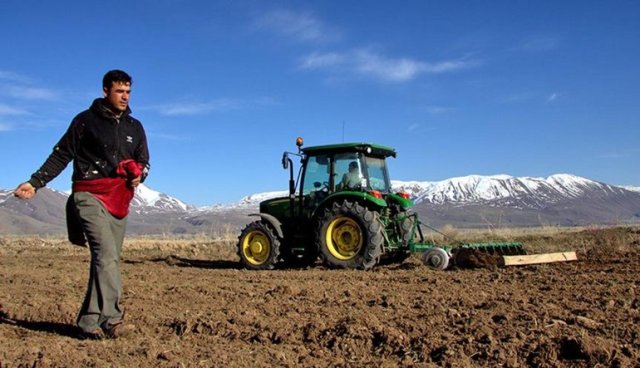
[
  {"xmin": 236, "ymin": 138, "xmax": 524, "ymax": 270},
  {"xmin": 237, "ymin": 137, "xmax": 423, "ymax": 270}
]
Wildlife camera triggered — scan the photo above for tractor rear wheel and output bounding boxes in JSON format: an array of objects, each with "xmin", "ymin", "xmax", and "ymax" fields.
[
  {"xmin": 237, "ymin": 221, "xmax": 281, "ymax": 270},
  {"xmin": 316, "ymin": 200, "xmax": 383, "ymax": 270}
]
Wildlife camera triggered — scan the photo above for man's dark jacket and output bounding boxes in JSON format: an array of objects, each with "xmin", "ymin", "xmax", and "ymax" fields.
[
  {"xmin": 29, "ymin": 98, "xmax": 150, "ymax": 189},
  {"xmin": 28, "ymin": 98, "xmax": 150, "ymax": 246}
]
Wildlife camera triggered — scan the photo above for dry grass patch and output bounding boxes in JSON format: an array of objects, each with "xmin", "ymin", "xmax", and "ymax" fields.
[
  {"xmin": 123, "ymin": 237, "xmax": 237, "ymax": 260},
  {"xmin": 2, "ymin": 225, "xmax": 638, "ymax": 263}
]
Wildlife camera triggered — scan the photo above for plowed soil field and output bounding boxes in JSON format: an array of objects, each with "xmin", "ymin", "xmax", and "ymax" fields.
[{"xmin": 1, "ymin": 227, "xmax": 639, "ymax": 367}]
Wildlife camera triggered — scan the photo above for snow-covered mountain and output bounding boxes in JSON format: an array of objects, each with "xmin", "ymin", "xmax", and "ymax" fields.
[
  {"xmin": 0, "ymin": 184, "xmax": 192, "ymax": 213},
  {"xmin": 390, "ymin": 174, "xmax": 628, "ymax": 208},
  {"xmin": 207, "ymin": 174, "xmax": 634, "ymax": 211},
  {"xmin": 1, "ymin": 175, "xmax": 636, "ymax": 213},
  {"xmin": 2, "ymin": 174, "xmax": 639, "ymax": 234},
  {"xmin": 130, "ymin": 184, "xmax": 195, "ymax": 213},
  {"xmin": 621, "ymin": 185, "xmax": 640, "ymax": 193},
  {"xmin": 201, "ymin": 190, "xmax": 288, "ymax": 212},
  {"xmin": 0, "ymin": 186, "xmax": 69, "ymax": 205},
  {"xmin": 0, "ymin": 189, "xmax": 13, "ymax": 204}
]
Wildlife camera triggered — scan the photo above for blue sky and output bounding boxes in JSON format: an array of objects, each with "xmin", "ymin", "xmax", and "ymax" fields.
[{"xmin": 1, "ymin": 0, "xmax": 638, "ymax": 206}]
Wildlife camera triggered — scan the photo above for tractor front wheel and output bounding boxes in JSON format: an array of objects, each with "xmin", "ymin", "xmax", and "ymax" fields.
[
  {"xmin": 237, "ymin": 221, "xmax": 281, "ymax": 270},
  {"xmin": 316, "ymin": 200, "xmax": 383, "ymax": 270}
]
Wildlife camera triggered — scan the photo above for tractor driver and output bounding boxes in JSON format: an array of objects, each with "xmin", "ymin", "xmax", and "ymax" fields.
[{"xmin": 339, "ymin": 161, "xmax": 362, "ymax": 190}]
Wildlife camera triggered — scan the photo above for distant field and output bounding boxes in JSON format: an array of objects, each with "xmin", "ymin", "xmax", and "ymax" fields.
[{"xmin": 2, "ymin": 224, "xmax": 636, "ymax": 255}]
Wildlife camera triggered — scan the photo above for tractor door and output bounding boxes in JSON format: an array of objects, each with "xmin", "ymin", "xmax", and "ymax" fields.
[
  {"xmin": 300, "ymin": 154, "xmax": 332, "ymax": 219},
  {"xmin": 363, "ymin": 156, "xmax": 392, "ymax": 193}
]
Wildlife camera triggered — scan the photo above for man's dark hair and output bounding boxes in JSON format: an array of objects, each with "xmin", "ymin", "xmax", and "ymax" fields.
[{"xmin": 103, "ymin": 70, "xmax": 132, "ymax": 90}]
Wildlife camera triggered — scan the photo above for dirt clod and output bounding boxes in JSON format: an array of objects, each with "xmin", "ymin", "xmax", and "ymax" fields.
[{"xmin": 453, "ymin": 248, "xmax": 502, "ymax": 269}]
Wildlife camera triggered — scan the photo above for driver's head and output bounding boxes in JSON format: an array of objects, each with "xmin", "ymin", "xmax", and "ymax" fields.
[{"xmin": 349, "ymin": 161, "xmax": 358, "ymax": 172}]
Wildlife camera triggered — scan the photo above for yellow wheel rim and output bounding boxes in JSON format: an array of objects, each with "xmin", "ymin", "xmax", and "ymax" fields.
[
  {"xmin": 325, "ymin": 216, "xmax": 363, "ymax": 260},
  {"xmin": 241, "ymin": 230, "xmax": 271, "ymax": 265}
]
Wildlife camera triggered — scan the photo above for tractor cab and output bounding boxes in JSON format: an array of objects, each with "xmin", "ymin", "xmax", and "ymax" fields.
[
  {"xmin": 288, "ymin": 139, "xmax": 400, "ymax": 218},
  {"xmin": 302, "ymin": 149, "xmax": 392, "ymax": 194}
]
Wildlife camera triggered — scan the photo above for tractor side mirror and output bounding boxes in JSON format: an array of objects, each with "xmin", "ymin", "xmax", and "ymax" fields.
[{"xmin": 282, "ymin": 152, "xmax": 289, "ymax": 169}]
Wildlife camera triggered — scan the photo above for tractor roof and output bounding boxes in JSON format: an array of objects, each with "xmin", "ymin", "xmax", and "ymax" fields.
[{"xmin": 301, "ymin": 142, "xmax": 396, "ymax": 158}]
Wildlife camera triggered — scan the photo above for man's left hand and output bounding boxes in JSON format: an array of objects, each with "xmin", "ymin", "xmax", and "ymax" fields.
[{"xmin": 129, "ymin": 175, "xmax": 142, "ymax": 188}]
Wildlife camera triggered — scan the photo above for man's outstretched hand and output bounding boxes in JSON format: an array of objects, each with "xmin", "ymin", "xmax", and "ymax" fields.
[
  {"xmin": 14, "ymin": 182, "xmax": 36, "ymax": 199},
  {"xmin": 129, "ymin": 175, "xmax": 142, "ymax": 188}
]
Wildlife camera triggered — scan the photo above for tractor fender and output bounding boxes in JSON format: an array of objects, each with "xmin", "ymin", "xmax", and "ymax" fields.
[
  {"xmin": 386, "ymin": 192, "xmax": 414, "ymax": 210},
  {"xmin": 327, "ymin": 191, "xmax": 387, "ymax": 208},
  {"xmin": 248, "ymin": 213, "xmax": 284, "ymax": 239}
]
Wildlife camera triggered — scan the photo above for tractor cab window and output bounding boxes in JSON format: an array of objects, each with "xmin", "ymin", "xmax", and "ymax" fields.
[
  {"xmin": 302, "ymin": 155, "xmax": 331, "ymax": 195},
  {"xmin": 335, "ymin": 153, "xmax": 364, "ymax": 191},
  {"xmin": 365, "ymin": 156, "xmax": 391, "ymax": 192}
]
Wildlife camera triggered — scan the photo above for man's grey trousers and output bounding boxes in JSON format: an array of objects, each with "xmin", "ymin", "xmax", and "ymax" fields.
[{"xmin": 71, "ymin": 192, "xmax": 127, "ymax": 333}]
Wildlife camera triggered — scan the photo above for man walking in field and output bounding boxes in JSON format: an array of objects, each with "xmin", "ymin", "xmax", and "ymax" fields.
[{"xmin": 14, "ymin": 70, "xmax": 150, "ymax": 339}]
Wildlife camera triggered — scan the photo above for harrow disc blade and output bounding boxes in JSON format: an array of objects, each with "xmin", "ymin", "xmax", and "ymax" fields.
[
  {"xmin": 451, "ymin": 242, "xmax": 526, "ymax": 269},
  {"xmin": 460, "ymin": 242, "xmax": 526, "ymax": 256}
]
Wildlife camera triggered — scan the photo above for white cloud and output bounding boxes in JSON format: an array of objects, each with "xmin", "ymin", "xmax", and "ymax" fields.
[
  {"xmin": 425, "ymin": 105, "xmax": 453, "ymax": 114},
  {"xmin": 261, "ymin": 11, "xmax": 474, "ymax": 83},
  {"xmin": 353, "ymin": 50, "xmax": 428, "ymax": 82},
  {"xmin": 0, "ymin": 103, "xmax": 29, "ymax": 115},
  {"xmin": 518, "ymin": 35, "xmax": 560, "ymax": 52},
  {"xmin": 148, "ymin": 131, "xmax": 190, "ymax": 142},
  {"xmin": 257, "ymin": 10, "xmax": 339, "ymax": 43},
  {"xmin": 407, "ymin": 123, "xmax": 420, "ymax": 132},
  {"xmin": 159, "ymin": 99, "xmax": 238, "ymax": 116},
  {"xmin": 5, "ymin": 86, "xmax": 57, "ymax": 101},
  {"xmin": 300, "ymin": 49, "xmax": 475, "ymax": 83},
  {"xmin": 149, "ymin": 97, "xmax": 275, "ymax": 116},
  {"xmin": 498, "ymin": 91, "xmax": 536, "ymax": 104},
  {"xmin": 0, "ymin": 122, "xmax": 12, "ymax": 132},
  {"xmin": 598, "ymin": 152, "xmax": 625, "ymax": 159},
  {"xmin": 300, "ymin": 52, "xmax": 345, "ymax": 69},
  {"xmin": 0, "ymin": 71, "xmax": 56, "ymax": 101},
  {"xmin": 0, "ymin": 70, "xmax": 32, "ymax": 84},
  {"xmin": 501, "ymin": 92, "xmax": 560, "ymax": 104},
  {"xmin": 422, "ymin": 60, "xmax": 472, "ymax": 73}
]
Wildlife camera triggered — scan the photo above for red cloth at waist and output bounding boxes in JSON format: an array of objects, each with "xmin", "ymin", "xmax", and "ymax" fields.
[{"xmin": 72, "ymin": 160, "xmax": 143, "ymax": 219}]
